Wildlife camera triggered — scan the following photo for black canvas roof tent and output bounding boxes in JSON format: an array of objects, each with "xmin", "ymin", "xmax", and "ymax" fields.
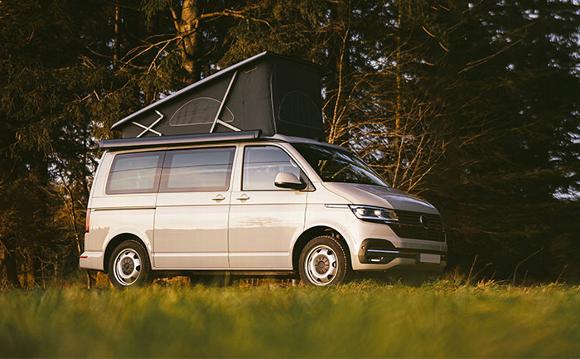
[{"xmin": 110, "ymin": 52, "xmax": 324, "ymax": 141}]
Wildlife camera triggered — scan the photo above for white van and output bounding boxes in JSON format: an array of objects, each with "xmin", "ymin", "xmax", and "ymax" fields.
[{"xmin": 80, "ymin": 133, "xmax": 447, "ymax": 287}]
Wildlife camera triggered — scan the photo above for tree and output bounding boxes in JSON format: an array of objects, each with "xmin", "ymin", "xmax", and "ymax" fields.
[
  {"xmin": 0, "ymin": 0, "xmax": 577, "ymax": 286},
  {"xmin": 421, "ymin": 0, "xmax": 580, "ymax": 278}
]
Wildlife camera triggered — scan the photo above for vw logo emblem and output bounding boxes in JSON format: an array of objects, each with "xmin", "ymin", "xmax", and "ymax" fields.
[{"xmin": 419, "ymin": 215, "xmax": 429, "ymax": 229}]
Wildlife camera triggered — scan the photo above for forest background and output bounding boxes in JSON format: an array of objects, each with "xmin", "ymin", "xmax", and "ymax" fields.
[{"xmin": 0, "ymin": 0, "xmax": 578, "ymax": 288}]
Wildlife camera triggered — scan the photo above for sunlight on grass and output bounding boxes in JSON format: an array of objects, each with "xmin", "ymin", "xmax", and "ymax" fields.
[{"xmin": 1, "ymin": 281, "xmax": 579, "ymax": 357}]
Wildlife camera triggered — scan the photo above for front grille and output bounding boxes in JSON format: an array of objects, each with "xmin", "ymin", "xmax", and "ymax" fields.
[{"xmin": 387, "ymin": 210, "xmax": 445, "ymax": 242}]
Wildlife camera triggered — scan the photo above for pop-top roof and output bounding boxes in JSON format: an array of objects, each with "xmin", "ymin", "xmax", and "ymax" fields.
[{"xmin": 111, "ymin": 52, "xmax": 324, "ymax": 140}]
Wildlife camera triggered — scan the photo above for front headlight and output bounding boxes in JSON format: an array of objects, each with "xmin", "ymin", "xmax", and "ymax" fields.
[{"xmin": 349, "ymin": 205, "xmax": 399, "ymax": 224}]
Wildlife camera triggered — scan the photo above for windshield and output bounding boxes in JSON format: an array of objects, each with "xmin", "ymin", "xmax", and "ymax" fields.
[{"xmin": 292, "ymin": 143, "xmax": 389, "ymax": 187}]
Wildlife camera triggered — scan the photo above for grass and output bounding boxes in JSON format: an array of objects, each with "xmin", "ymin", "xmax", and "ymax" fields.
[{"xmin": 1, "ymin": 279, "xmax": 579, "ymax": 357}]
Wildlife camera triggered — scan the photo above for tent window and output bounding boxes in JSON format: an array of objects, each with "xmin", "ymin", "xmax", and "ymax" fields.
[
  {"xmin": 169, "ymin": 97, "xmax": 234, "ymax": 126},
  {"xmin": 278, "ymin": 91, "xmax": 319, "ymax": 126}
]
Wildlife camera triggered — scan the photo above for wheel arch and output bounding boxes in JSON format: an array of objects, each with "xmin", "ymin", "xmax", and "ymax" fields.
[
  {"xmin": 292, "ymin": 226, "xmax": 352, "ymax": 271},
  {"xmin": 103, "ymin": 233, "xmax": 151, "ymax": 273}
]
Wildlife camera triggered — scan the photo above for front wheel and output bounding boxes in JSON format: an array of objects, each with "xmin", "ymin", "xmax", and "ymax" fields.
[
  {"xmin": 298, "ymin": 236, "xmax": 350, "ymax": 286},
  {"xmin": 108, "ymin": 240, "xmax": 151, "ymax": 288}
]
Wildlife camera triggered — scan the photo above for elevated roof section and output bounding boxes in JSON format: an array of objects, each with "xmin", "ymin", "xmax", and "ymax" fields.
[
  {"xmin": 111, "ymin": 52, "xmax": 270, "ymax": 129},
  {"xmin": 111, "ymin": 52, "xmax": 325, "ymax": 141}
]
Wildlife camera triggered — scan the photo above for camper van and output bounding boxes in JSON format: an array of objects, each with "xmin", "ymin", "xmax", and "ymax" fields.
[{"xmin": 79, "ymin": 53, "xmax": 447, "ymax": 287}]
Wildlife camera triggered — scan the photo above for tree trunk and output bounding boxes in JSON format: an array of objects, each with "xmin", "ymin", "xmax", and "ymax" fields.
[
  {"xmin": 32, "ymin": 254, "xmax": 43, "ymax": 288},
  {"xmin": 326, "ymin": 0, "xmax": 350, "ymax": 146},
  {"xmin": 86, "ymin": 270, "xmax": 96, "ymax": 289},
  {"xmin": 112, "ymin": 0, "xmax": 121, "ymax": 67},
  {"xmin": 4, "ymin": 250, "xmax": 20, "ymax": 288},
  {"xmin": 180, "ymin": 0, "xmax": 202, "ymax": 80},
  {"xmin": 392, "ymin": 0, "xmax": 404, "ymax": 187}
]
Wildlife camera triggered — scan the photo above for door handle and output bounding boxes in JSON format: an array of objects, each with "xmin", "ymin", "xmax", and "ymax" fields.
[
  {"xmin": 212, "ymin": 194, "xmax": 226, "ymax": 201},
  {"xmin": 236, "ymin": 194, "xmax": 250, "ymax": 201}
]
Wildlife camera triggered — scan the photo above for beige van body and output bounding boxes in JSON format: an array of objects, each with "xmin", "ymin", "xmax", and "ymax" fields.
[{"xmin": 81, "ymin": 135, "xmax": 447, "ymax": 286}]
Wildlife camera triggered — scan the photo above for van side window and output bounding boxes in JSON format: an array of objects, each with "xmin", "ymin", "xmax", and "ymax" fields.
[
  {"xmin": 106, "ymin": 152, "xmax": 163, "ymax": 194},
  {"xmin": 243, "ymin": 146, "xmax": 301, "ymax": 191},
  {"xmin": 160, "ymin": 147, "xmax": 235, "ymax": 192}
]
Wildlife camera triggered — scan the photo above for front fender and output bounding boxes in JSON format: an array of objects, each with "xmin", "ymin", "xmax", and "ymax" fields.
[{"xmin": 294, "ymin": 204, "xmax": 360, "ymax": 265}]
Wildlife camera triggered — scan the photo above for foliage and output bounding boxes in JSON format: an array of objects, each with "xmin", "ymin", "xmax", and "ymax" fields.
[
  {"xmin": 1, "ymin": 281, "xmax": 579, "ymax": 357},
  {"xmin": 0, "ymin": 0, "xmax": 578, "ymax": 286}
]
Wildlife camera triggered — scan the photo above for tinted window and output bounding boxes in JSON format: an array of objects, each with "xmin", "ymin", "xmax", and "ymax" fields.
[
  {"xmin": 243, "ymin": 146, "xmax": 301, "ymax": 191},
  {"xmin": 107, "ymin": 152, "xmax": 163, "ymax": 194},
  {"xmin": 160, "ymin": 147, "xmax": 235, "ymax": 192},
  {"xmin": 292, "ymin": 143, "xmax": 388, "ymax": 187}
]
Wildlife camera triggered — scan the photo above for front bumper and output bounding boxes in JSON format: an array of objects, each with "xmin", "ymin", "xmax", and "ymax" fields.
[{"xmin": 354, "ymin": 238, "xmax": 447, "ymax": 271}]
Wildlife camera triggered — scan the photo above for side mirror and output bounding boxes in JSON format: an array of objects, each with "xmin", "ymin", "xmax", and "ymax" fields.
[{"xmin": 274, "ymin": 172, "xmax": 306, "ymax": 190}]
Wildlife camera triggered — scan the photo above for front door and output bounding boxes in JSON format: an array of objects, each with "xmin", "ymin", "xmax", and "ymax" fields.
[
  {"xmin": 228, "ymin": 145, "xmax": 308, "ymax": 269},
  {"xmin": 153, "ymin": 146, "xmax": 236, "ymax": 269}
]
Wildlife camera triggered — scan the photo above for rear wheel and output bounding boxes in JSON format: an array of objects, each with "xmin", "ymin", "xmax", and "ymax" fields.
[
  {"xmin": 108, "ymin": 240, "xmax": 151, "ymax": 288},
  {"xmin": 298, "ymin": 235, "xmax": 350, "ymax": 286}
]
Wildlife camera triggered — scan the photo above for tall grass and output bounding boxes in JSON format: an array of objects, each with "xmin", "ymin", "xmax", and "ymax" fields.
[{"xmin": 1, "ymin": 281, "xmax": 579, "ymax": 357}]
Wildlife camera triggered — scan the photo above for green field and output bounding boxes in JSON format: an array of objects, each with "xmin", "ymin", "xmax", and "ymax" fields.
[{"xmin": 1, "ymin": 280, "xmax": 579, "ymax": 357}]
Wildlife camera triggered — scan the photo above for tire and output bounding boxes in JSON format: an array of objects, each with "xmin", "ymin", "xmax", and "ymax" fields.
[
  {"xmin": 298, "ymin": 235, "xmax": 350, "ymax": 286},
  {"xmin": 107, "ymin": 240, "xmax": 151, "ymax": 288}
]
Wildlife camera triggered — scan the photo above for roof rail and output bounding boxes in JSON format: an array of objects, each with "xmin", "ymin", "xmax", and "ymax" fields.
[{"xmin": 99, "ymin": 130, "xmax": 261, "ymax": 150}]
